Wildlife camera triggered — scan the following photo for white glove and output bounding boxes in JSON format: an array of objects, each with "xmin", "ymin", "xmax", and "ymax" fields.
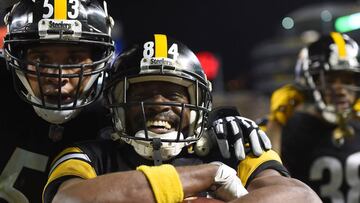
[{"xmin": 210, "ymin": 162, "xmax": 248, "ymax": 201}]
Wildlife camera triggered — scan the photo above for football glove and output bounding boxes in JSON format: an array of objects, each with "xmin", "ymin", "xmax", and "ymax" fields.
[
  {"xmin": 201, "ymin": 106, "xmax": 271, "ymax": 160},
  {"xmin": 268, "ymin": 84, "xmax": 304, "ymax": 125},
  {"xmin": 210, "ymin": 162, "xmax": 248, "ymax": 201}
]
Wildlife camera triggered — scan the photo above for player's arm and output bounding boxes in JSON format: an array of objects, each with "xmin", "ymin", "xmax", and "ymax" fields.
[
  {"xmin": 230, "ymin": 169, "xmax": 321, "ymax": 203},
  {"xmin": 266, "ymin": 84, "xmax": 305, "ymax": 153},
  {"xmin": 231, "ymin": 150, "xmax": 321, "ymax": 203},
  {"xmin": 51, "ymin": 164, "xmax": 219, "ymax": 203},
  {"xmin": 44, "ymin": 147, "xmax": 245, "ymax": 203}
]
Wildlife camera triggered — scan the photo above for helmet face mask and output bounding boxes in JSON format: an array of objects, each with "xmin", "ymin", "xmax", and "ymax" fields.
[
  {"xmin": 17, "ymin": 43, "xmax": 106, "ymax": 109},
  {"xmin": 106, "ymin": 34, "xmax": 212, "ymax": 160},
  {"xmin": 4, "ymin": 0, "xmax": 114, "ymax": 115},
  {"xmin": 296, "ymin": 32, "xmax": 360, "ymax": 123}
]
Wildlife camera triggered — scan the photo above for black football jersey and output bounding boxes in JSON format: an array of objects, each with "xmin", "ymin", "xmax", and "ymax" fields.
[
  {"xmin": 43, "ymin": 139, "xmax": 289, "ymax": 203},
  {"xmin": 0, "ymin": 67, "xmax": 111, "ymax": 203},
  {"xmin": 281, "ymin": 112, "xmax": 360, "ymax": 203}
]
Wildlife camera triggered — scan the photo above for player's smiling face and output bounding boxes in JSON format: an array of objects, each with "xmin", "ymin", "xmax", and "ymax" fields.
[{"xmin": 126, "ymin": 81, "xmax": 190, "ymax": 136}]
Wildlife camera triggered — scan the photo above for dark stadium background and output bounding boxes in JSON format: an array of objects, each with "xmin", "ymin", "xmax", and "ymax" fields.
[{"xmin": 105, "ymin": 0, "xmax": 356, "ymax": 88}]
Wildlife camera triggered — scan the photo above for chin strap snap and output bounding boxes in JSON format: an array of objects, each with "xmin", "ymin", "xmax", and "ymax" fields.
[{"xmin": 151, "ymin": 138, "xmax": 163, "ymax": 166}]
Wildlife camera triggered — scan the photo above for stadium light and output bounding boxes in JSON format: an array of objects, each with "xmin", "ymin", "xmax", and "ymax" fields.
[
  {"xmin": 196, "ymin": 51, "xmax": 220, "ymax": 80},
  {"xmin": 335, "ymin": 12, "xmax": 360, "ymax": 33}
]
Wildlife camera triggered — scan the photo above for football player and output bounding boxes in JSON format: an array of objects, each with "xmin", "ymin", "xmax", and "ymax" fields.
[
  {"xmin": 267, "ymin": 32, "xmax": 360, "ymax": 203},
  {"xmin": 43, "ymin": 34, "xmax": 321, "ymax": 203},
  {"xmin": 0, "ymin": 0, "xmax": 114, "ymax": 202}
]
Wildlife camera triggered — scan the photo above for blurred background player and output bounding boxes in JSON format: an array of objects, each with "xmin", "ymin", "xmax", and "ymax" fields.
[
  {"xmin": 0, "ymin": 0, "xmax": 114, "ymax": 202},
  {"xmin": 43, "ymin": 34, "xmax": 320, "ymax": 203},
  {"xmin": 265, "ymin": 32, "xmax": 360, "ymax": 203}
]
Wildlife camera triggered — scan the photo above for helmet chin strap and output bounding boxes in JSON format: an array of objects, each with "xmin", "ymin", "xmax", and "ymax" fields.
[
  {"xmin": 312, "ymin": 86, "xmax": 346, "ymax": 124},
  {"xmin": 319, "ymin": 101, "xmax": 353, "ymax": 124},
  {"xmin": 321, "ymin": 105, "xmax": 338, "ymax": 124},
  {"xmin": 151, "ymin": 138, "xmax": 163, "ymax": 166},
  {"xmin": 30, "ymin": 94, "xmax": 82, "ymax": 124},
  {"xmin": 318, "ymin": 99, "xmax": 355, "ymax": 147},
  {"xmin": 33, "ymin": 106, "xmax": 81, "ymax": 124},
  {"xmin": 121, "ymin": 130, "xmax": 187, "ymax": 165}
]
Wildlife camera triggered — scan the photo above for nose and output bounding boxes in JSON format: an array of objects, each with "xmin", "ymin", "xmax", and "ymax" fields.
[
  {"xmin": 145, "ymin": 94, "xmax": 172, "ymax": 113},
  {"xmin": 43, "ymin": 68, "xmax": 70, "ymax": 87}
]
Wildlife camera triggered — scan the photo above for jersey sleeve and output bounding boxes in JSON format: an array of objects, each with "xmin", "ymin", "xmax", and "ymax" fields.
[
  {"xmin": 237, "ymin": 150, "xmax": 289, "ymax": 187},
  {"xmin": 42, "ymin": 147, "xmax": 97, "ymax": 203}
]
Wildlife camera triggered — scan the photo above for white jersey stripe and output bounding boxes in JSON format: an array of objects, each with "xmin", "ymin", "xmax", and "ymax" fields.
[{"xmin": 49, "ymin": 153, "xmax": 91, "ymax": 176}]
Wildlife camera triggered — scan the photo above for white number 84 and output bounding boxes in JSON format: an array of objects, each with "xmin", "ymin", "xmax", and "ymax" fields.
[{"xmin": 143, "ymin": 41, "xmax": 179, "ymax": 61}]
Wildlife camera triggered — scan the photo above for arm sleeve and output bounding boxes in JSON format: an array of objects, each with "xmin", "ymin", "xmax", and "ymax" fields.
[
  {"xmin": 237, "ymin": 150, "xmax": 289, "ymax": 187},
  {"xmin": 42, "ymin": 147, "xmax": 97, "ymax": 203}
]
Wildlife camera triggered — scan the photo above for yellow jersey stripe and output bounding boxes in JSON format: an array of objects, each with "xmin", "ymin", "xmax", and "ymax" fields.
[
  {"xmin": 331, "ymin": 32, "xmax": 347, "ymax": 59},
  {"xmin": 154, "ymin": 34, "xmax": 168, "ymax": 58},
  {"xmin": 44, "ymin": 159, "xmax": 97, "ymax": 196},
  {"xmin": 237, "ymin": 150, "xmax": 282, "ymax": 186},
  {"xmin": 54, "ymin": 0, "xmax": 67, "ymax": 20}
]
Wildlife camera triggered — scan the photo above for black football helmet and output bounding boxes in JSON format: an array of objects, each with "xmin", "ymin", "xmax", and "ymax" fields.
[
  {"xmin": 105, "ymin": 34, "xmax": 212, "ymax": 161},
  {"xmin": 3, "ymin": 0, "xmax": 114, "ymax": 111},
  {"xmin": 295, "ymin": 32, "xmax": 360, "ymax": 123}
]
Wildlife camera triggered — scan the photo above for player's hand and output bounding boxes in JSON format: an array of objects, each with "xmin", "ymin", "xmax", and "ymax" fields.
[
  {"xmin": 210, "ymin": 162, "xmax": 248, "ymax": 201},
  {"xmin": 204, "ymin": 106, "xmax": 271, "ymax": 160},
  {"xmin": 268, "ymin": 84, "xmax": 304, "ymax": 125}
]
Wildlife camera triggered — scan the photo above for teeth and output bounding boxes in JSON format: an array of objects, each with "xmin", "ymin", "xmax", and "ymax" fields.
[{"xmin": 146, "ymin": 120, "xmax": 172, "ymax": 129}]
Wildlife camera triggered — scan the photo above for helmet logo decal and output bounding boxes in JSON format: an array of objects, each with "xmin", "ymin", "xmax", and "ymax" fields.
[
  {"xmin": 42, "ymin": 0, "xmax": 80, "ymax": 20},
  {"xmin": 38, "ymin": 19, "xmax": 82, "ymax": 39},
  {"xmin": 49, "ymin": 20, "xmax": 71, "ymax": 29}
]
